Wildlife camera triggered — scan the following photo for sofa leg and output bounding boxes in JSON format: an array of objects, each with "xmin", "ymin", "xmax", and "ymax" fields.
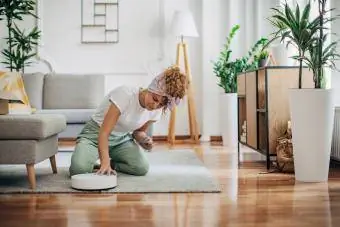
[
  {"xmin": 49, "ymin": 155, "xmax": 57, "ymax": 174},
  {"xmin": 26, "ymin": 164, "xmax": 36, "ymax": 190}
]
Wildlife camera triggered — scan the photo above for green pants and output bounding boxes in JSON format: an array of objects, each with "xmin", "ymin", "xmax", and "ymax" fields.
[{"xmin": 69, "ymin": 119, "xmax": 149, "ymax": 176}]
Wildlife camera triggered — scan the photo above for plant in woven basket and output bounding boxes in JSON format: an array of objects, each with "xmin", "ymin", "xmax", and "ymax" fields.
[{"xmin": 275, "ymin": 121, "xmax": 294, "ymax": 173}]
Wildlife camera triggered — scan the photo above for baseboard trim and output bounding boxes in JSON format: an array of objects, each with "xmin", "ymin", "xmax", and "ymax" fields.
[
  {"xmin": 58, "ymin": 136, "xmax": 194, "ymax": 142},
  {"xmin": 152, "ymin": 135, "xmax": 196, "ymax": 141},
  {"xmin": 153, "ymin": 135, "xmax": 223, "ymax": 142},
  {"xmin": 210, "ymin": 136, "xmax": 222, "ymax": 142},
  {"xmin": 59, "ymin": 135, "xmax": 223, "ymax": 142},
  {"xmin": 59, "ymin": 138, "xmax": 76, "ymax": 142}
]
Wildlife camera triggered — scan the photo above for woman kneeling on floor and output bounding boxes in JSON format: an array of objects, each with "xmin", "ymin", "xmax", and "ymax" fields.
[{"xmin": 69, "ymin": 65, "xmax": 188, "ymax": 176}]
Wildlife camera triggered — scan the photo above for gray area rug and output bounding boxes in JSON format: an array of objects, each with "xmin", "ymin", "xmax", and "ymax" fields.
[{"xmin": 0, "ymin": 150, "xmax": 221, "ymax": 194}]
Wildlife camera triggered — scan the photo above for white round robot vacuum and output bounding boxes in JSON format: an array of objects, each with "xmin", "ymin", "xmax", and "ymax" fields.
[{"xmin": 71, "ymin": 173, "xmax": 117, "ymax": 191}]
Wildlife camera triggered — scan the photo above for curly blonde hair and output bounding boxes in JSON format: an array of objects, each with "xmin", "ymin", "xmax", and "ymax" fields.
[
  {"xmin": 155, "ymin": 65, "xmax": 188, "ymax": 113},
  {"xmin": 164, "ymin": 65, "xmax": 188, "ymax": 99}
]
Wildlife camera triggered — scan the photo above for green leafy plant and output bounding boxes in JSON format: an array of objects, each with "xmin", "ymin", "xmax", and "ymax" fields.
[
  {"xmin": 259, "ymin": 50, "xmax": 269, "ymax": 60},
  {"xmin": 212, "ymin": 24, "xmax": 240, "ymax": 93},
  {"xmin": 0, "ymin": 0, "xmax": 41, "ymax": 72},
  {"xmin": 266, "ymin": 1, "xmax": 321, "ymax": 89},
  {"xmin": 213, "ymin": 25, "xmax": 268, "ymax": 93},
  {"xmin": 267, "ymin": 1, "xmax": 340, "ymax": 89},
  {"xmin": 269, "ymin": 2, "xmax": 320, "ymax": 88},
  {"xmin": 300, "ymin": 0, "xmax": 340, "ymax": 88},
  {"xmin": 246, "ymin": 38, "xmax": 269, "ymax": 69},
  {"xmin": 254, "ymin": 50, "xmax": 269, "ymax": 67}
]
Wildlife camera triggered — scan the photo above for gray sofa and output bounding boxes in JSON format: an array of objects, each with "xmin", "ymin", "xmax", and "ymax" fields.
[
  {"xmin": 0, "ymin": 73, "xmax": 104, "ymax": 190},
  {"xmin": 22, "ymin": 73, "xmax": 105, "ymax": 138}
]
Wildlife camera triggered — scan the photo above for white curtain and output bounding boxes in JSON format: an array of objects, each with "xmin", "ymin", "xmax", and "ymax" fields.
[{"xmin": 200, "ymin": 0, "xmax": 282, "ymax": 139}]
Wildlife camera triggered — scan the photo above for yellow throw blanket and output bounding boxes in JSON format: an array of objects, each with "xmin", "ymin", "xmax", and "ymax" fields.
[{"xmin": 0, "ymin": 71, "xmax": 33, "ymax": 114}]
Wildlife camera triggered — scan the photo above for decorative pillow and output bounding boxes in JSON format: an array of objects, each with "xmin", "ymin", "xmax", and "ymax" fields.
[{"xmin": 0, "ymin": 71, "xmax": 33, "ymax": 114}]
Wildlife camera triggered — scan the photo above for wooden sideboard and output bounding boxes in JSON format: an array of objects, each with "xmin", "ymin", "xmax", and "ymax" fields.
[{"xmin": 237, "ymin": 66, "xmax": 314, "ymax": 169}]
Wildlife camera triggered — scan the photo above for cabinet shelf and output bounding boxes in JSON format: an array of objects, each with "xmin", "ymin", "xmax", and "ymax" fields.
[{"xmin": 237, "ymin": 66, "xmax": 314, "ymax": 170}]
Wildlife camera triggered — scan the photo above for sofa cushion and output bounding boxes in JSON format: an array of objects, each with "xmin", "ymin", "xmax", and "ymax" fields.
[
  {"xmin": 35, "ymin": 109, "xmax": 95, "ymax": 124},
  {"xmin": 0, "ymin": 136, "xmax": 58, "ymax": 164},
  {"xmin": 43, "ymin": 73, "xmax": 105, "ymax": 109},
  {"xmin": 22, "ymin": 73, "xmax": 45, "ymax": 109},
  {"xmin": 0, "ymin": 114, "xmax": 66, "ymax": 140}
]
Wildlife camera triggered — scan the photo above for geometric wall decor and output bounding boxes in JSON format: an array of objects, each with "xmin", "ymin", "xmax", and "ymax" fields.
[{"xmin": 81, "ymin": 0, "xmax": 119, "ymax": 44}]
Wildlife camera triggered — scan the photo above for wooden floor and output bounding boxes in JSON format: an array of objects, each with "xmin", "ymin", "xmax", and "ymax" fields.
[{"xmin": 1, "ymin": 142, "xmax": 340, "ymax": 227}]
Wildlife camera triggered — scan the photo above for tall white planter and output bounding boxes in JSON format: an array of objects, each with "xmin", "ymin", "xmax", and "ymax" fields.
[
  {"xmin": 289, "ymin": 89, "xmax": 335, "ymax": 182},
  {"xmin": 219, "ymin": 93, "xmax": 238, "ymax": 147}
]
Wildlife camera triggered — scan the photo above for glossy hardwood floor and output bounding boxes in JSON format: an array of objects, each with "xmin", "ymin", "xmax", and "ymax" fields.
[{"xmin": 1, "ymin": 142, "xmax": 340, "ymax": 227}]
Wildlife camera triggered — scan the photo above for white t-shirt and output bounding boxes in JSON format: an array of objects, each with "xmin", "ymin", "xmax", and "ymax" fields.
[{"xmin": 91, "ymin": 86, "xmax": 162, "ymax": 135}]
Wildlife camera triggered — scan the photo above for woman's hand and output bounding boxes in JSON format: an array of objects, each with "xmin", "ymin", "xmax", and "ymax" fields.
[
  {"xmin": 141, "ymin": 136, "xmax": 153, "ymax": 150},
  {"xmin": 96, "ymin": 161, "xmax": 116, "ymax": 175},
  {"xmin": 97, "ymin": 102, "xmax": 120, "ymax": 176},
  {"xmin": 133, "ymin": 131, "xmax": 154, "ymax": 150}
]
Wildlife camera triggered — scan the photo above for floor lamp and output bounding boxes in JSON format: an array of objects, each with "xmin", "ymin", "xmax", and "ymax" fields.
[{"xmin": 167, "ymin": 10, "xmax": 200, "ymax": 144}]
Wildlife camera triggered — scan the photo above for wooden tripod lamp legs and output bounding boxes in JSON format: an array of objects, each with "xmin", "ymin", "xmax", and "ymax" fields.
[{"xmin": 167, "ymin": 42, "xmax": 199, "ymax": 144}]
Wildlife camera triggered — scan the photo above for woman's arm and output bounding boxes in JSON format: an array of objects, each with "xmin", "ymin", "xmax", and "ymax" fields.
[
  {"xmin": 135, "ymin": 120, "xmax": 154, "ymax": 133},
  {"xmin": 132, "ymin": 121, "xmax": 155, "ymax": 150},
  {"xmin": 97, "ymin": 102, "xmax": 121, "ymax": 175}
]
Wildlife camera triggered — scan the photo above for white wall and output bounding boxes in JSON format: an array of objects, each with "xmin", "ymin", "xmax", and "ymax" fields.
[
  {"xmin": 0, "ymin": 0, "xmax": 202, "ymax": 136},
  {"xmin": 0, "ymin": 0, "xmax": 292, "ymax": 137},
  {"xmin": 331, "ymin": 0, "xmax": 340, "ymax": 106}
]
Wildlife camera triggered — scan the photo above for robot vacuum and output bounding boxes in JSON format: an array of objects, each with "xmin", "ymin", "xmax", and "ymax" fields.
[{"xmin": 71, "ymin": 173, "xmax": 117, "ymax": 191}]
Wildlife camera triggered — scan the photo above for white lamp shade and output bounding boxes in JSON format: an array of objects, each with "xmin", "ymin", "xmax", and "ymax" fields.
[{"xmin": 170, "ymin": 10, "xmax": 199, "ymax": 38}]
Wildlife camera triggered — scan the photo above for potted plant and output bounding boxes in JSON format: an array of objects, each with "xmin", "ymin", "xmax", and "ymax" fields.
[
  {"xmin": 0, "ymin": 0, "xmax": 41, "ymax": 73},
  {"xmin": 256, "ymin": 50, "xmax": 269, "ymax": 67},
  {"xmin": 268, "ymin": 0, "xmax": 339, "ymax": 182},
  {"xmin": 213, "ymin": 24, "xmax": 267, "ymax": 147},
  {"xmin": 212, "ymin": 25, "xmax": 239, "ymax": 147}
]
